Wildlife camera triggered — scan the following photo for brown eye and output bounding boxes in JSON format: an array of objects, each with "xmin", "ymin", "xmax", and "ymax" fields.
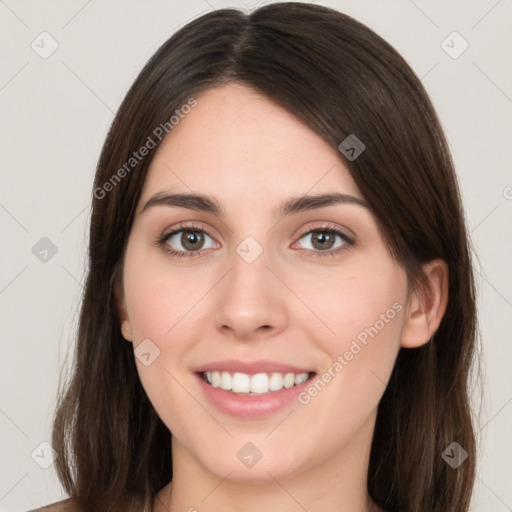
[
  {"xmin": 309, "ymin": 230, "xmax": 337, "ymax": 250},
  {"xmin": 159, "ymin": 224, "xmax": 219, "ymax": 257},
  {"xmin": 297, "ymin": 228, "xmax": 350, "ymax": 252},
  {"xmin": 179, "ymin": 230, "xmax": 205, "ymax": 251}
]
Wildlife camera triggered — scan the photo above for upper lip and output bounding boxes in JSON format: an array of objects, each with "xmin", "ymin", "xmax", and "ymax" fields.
[{"xmin": 192, "ymin": 359, "xmax": 314, "ymax": 375}]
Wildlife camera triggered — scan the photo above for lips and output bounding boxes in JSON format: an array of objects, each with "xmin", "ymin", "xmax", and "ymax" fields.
[
  {"xmin": 192, "ymin": 359, "xmax": 316, "ymax": 418},
  {"xmin": 193, "ymin": 359, "xmax": 314, "ymax": 375}
]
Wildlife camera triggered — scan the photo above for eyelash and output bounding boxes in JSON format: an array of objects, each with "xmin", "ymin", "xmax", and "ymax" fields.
[{"xmin": 156, "ymin": 222, "xmax": 355, "ymax": 259}]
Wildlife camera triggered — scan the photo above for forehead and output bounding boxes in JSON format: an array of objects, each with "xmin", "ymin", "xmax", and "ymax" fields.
[{"xmin": 141, "ymin": 83, "xmax": 362, "ymax": 208}]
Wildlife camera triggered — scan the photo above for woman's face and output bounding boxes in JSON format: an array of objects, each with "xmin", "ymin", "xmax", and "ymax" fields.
[{"xmin": 119, "ymin": 83, "xmax": 409, "ymax": 482}]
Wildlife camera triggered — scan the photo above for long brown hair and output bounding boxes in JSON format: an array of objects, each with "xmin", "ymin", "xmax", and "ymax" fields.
[{"xmin": 51, "ymin": 3, "xmax": 482, "ymax": 511}]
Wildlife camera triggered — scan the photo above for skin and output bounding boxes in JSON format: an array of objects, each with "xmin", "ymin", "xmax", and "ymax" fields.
[{"xmin": 117, "ymin": 83, "xmax": 448, "ymax": 512}]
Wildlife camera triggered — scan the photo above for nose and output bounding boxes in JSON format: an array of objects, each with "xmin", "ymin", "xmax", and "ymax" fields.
[{"xmin": 214, "ymin": 245, "xmax": 287, "ymax": 341}]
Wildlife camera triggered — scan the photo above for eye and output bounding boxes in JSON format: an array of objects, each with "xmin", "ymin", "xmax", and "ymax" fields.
[
  {"xmin": 292, "ymin": 223, "xmax": 354, "ymax": 258},
  {"xmin": 157, "ymin": 222, "xmax": 354, "ymax": 259},
  {"xmin": 157, "ymin": 223, "xmax": 219, "ymax": 258}
]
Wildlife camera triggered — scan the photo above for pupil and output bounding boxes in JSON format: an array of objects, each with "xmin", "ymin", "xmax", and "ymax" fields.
[
  {"xmin": 314, "ymin": 232, "xmax": 333, "ymax": 249},
  {"xmin": 183, "ymin": 230, "xmax": 203, "ymax": 250}
]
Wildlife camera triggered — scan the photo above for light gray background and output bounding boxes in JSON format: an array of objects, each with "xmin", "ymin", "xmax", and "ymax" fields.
[{"xmin": 1, "ymin": 1, "xmax": 511, "ymax": 511}]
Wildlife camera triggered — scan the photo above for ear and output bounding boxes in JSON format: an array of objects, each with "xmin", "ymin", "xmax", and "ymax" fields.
[
  {"xmin": 400, "ymin": 259, "xmax": 449, "ymax": 348},
  {"xmin": 114, "ymin": 277, "xmax": 133, "ymax": 343}
]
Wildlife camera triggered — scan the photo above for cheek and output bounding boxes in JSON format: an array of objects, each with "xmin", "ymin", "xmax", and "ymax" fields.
[
  {"xmin": 290, "ymin": 257, "xmax": 407, "ymax": 352},
  {"xmin": 121, "ymin": 251, "xmax": 201, "ymax": 431},
  {"xmin": 293, "ymin": 258, "xmax": 406, "ymax": 420},
  {"xmin": 122, "ymin": 247, "xmax": 206, "ymax": 342},
  {"xmin": 121, "ymin": 246, "xmax": 216, "ymax": 403}
]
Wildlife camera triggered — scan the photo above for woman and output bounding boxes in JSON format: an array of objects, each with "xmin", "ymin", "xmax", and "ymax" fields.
[{"xmin": 32, "ymin": 2, "xmax": 480, "ymax": 511}]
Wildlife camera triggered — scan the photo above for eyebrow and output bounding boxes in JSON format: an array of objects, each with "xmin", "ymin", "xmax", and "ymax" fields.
[{"xmin": 140, "ymin": 191, "xmax": 369, "ymax": 218}]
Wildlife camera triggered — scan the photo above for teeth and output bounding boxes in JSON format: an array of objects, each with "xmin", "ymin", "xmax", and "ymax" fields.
[
  {"xmin": 203, "ymin": 371, "xmax": 311, "ymax": 394},
  {"xmin": 250, "ymin": 373, "xmax": 269, "ymax": 393},
  {"xmin": 211, "ymin": 371, "xmax": 220, "ymax": 388},
  {"xmin": 220, "ymin": 371, "xmax": 231, "ymax": 391},
  {"xmin": 294, "ymin": 373, "xmax": 309, "ymax": 385},
  {"xmin": 232, "ymin": 372, "xmax": 250, "ymax": 393},
  {"xmin": 283, "ymin": 373, "xmax": 295, "ymax": 388},
  {"xmin": 269, "ymin": 372, "xmax": 284, "ymax": 391}
]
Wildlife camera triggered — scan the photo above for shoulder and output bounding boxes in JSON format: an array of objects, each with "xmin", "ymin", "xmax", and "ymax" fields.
[{"xmin": 26, "ymin": 497, "xmax": 82, "ymax": 512}]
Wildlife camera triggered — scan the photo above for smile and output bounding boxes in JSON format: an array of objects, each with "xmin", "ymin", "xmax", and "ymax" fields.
[{"xmin": 201, "ymin": 371, "xmax": 313, "ymax": 395}]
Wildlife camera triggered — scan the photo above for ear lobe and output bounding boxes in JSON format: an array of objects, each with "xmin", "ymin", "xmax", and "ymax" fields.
[
  {"xmin": 114, "ymin": 278, "xmax": 133, "ymax": 343},
  {"xmin": 400, "ymin": 259, "xmax": 449, "ymax": 348},
  {"xmin": 120, "ymin": 319, "xmax": 133, "ymax": 343}
]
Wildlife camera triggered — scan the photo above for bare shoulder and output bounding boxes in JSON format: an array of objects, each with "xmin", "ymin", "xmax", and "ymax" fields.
[{"xmin": 26, "ymin": 497, "xmax": 82, "ymax": 512}]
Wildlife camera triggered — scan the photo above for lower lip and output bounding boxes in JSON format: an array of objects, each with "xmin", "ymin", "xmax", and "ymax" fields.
[{"xmin": 195, "ymin": 373, "xmax": 314, "ymax": 419}]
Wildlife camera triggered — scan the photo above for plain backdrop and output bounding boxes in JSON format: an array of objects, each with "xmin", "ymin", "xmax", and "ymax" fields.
[{"xmin": 0, "ymin": 1, "xmax": 511, "ymax": 511}]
